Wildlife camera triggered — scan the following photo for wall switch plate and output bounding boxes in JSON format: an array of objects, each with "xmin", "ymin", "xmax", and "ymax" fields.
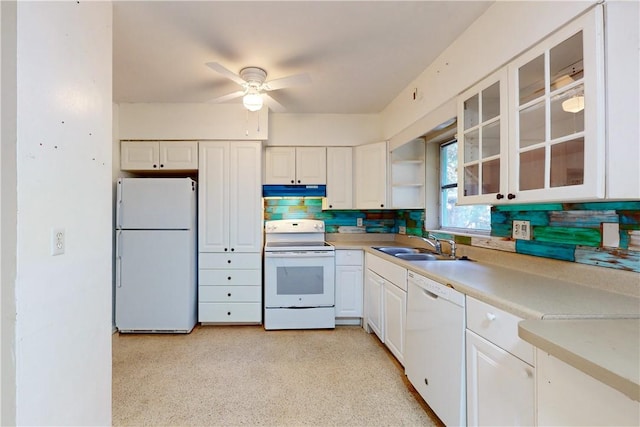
[
  {"xmin": 51, "ymin": 227, "xmax": 65, "ymax": 256},
  {"xmin": 356, "ymin": 218, "xmax": 363, "ymax": 227},
  {"xmin": 398, "ymin": 226, "xmax": 406, "ymax": 234},
  {"xmin": 602, "ymin": 223, "xmax": 620, "ymax": 248},
  {"xmin": 512, "ymin": 220, "xmax": 531, "ymax": 240}
]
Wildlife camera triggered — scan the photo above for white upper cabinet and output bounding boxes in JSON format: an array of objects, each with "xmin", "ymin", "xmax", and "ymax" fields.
[
  {"xmin": 121, "ymin": 140, "xmax": 198, "ymax": 171},
  {"xmin": 458, "ymin": 7, "xmax": 605, "ymax": 205},
  {"xmin": 354, "ymin": 141, "xmax": 388, "ymax": 209},
  {"xmin": 264, "ymin": 146, "xmax": 326, "ymax": 185},
  {"xmin": 390, "ymin": 138, "xmax": 426, "ymax": 208},
  {"xmin": 199, "ymin": 141, "xmax": 262, "ymax": 253},
  {"xmin": 325, "ymin": 147, "xmax": 353, "ymax": 209},
  {"xmin": 458, "ymin": 70, "xmax": 509, "ymax": 205}
]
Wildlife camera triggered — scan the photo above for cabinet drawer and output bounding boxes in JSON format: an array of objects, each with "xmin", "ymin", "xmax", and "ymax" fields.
[
  {"xmin": 336, "ymin": 250, "xmax": 364, "ymax": 266},
  {"xmin": 199, "ymin": 285, "xmax": 261, "ymax": 302},
  {"xmin": 199, "ymin": 269, "xmax": 261, "ymax": 286},
  {"xmin": 466, "ymin": 296, "xmax": 534, "ymax": 365},
  {"xmin": 366, "ymin": 253, "xmax": 407, "ymax": 291},
  {"xmin": 199, "ymin": 302, "xmax": 262, "ymax": 323},
  {"xmin": 199, "ymin": 252, "xmax": 262, "ymax": 269}
]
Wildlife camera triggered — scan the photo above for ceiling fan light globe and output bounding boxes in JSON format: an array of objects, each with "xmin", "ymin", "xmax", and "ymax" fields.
[
  {"xmin": 561, "ymin": 95, "xmax": 584, "ymax": 113},
  {"xmin": 243, "ymin": 93, "xmax": 263, "ymax": 111}
]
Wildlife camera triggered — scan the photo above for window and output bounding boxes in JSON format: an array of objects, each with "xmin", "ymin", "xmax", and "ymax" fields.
[{"xmin": 440, "ymin": 140, "xmax": 491, "ymax": 231}]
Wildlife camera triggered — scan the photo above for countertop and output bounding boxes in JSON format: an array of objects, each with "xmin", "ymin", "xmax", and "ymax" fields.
[
  {"xmin": 519, "ymin": 319, "xmax": 640, "ymax": 401},
  {"xmin": 328, "ymin": 238, "xmax": 640, "ymax": 401}
]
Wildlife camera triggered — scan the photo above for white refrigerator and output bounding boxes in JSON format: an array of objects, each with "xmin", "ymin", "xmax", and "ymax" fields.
[{"xmin": 115, "ymin": 178, "xmax": 197, "ymax": 333}]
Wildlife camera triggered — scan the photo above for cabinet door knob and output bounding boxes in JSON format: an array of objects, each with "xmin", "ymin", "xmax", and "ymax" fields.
[
  {"xmin": 160, "ymin": 164, "xmax": 164, "ymax": 168},
  {"xmin": 224, "ymin": 248, "xmax": 228, "ymax": 252},
  {"xmin": 486, "ymin": 312, "xmax": 497, "ymax": 321},
  {"xmin": 290, "ymin": 180, "xmax": 295, "ymax": 184},
  {"xmin": 380, "ymin": 204, "xmax": 384, "ymax": 208},
  {"xmin": 329, "ymin": 205, "xmax": 333, "ymax": 208},
  {"xmin": 153, "ymin": 164, "xmax": 157, "ymax": 168},
  {"xmin": 507, "ymin": 193, "xmax": 516, "ymax": 200},
  {"xmin": 424, "ymin": 378, "xmax": 429, "ymax": 386},
  {"xmin": 231, "ymin": 248, "xmax": 235, "ymax": 252},
  {"xmin": 227, "ymin": 293, "xmax": 231, "ymax": 297},
  {"xmin": 297, "ymin": 179, "xmax": 301, "ymax": 184},
  {"xmin": 227, "ymin": 260, "xmax": 231, "ymax": 264},
  {"xmin": 227, "ymin": 312, "xmax": 231, "ymax": 316},
  {"xmin": 496, "ymin": 193, "xmax": 504, "ymax": 200},
  {"xmin": 227, "ymin": 276, "xmax": 231, "ymax": 280}
]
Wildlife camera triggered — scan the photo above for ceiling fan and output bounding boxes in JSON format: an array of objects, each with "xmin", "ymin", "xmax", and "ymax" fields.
[{"xmin": 205, "ymin": 62, "xmax": 311, "ymax": 112}]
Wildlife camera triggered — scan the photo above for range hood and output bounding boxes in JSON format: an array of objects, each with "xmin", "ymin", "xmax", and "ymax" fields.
[{"xmin": 262, "ymin": 185, "xmax": 326, "ymax": 197}]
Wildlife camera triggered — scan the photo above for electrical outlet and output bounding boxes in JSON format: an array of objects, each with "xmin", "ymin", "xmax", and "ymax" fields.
[
  {"xmin": 51, "ymin": 227, "xmax": 65, "ymax": 256},
  {"xmin": 356, "ymin": 218, "xmax": 363, "ymax": 227},
  {"xmin": 512, "ymin": 220, "xmax": 531, "ymax": 240},
  {"xmin": 398, "ymin": 226, "xmax": 406, "ymax": 235}
]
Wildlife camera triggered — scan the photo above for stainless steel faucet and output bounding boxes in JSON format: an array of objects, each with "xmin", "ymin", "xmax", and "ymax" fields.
[
  {"xmin": 409, "ymin": 234, "xmax": 457, "ymax": 258},
  {"xmin": 409, "ymin": 234, "xmax": 442, "ymax": 254}
]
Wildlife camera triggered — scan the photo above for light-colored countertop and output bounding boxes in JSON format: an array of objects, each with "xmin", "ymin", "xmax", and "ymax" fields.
[
  {"xmin": 519, "ymin": 319, "xmax": 640, "ymax": 402},
  {"xmin": 328, "ymin": 237, "xmax": 640, "ymax": 400}
]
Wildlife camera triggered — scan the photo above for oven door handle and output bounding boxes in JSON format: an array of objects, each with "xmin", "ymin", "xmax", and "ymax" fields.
[{"xmin": 265, "ymin": 251, "xmax": 335, "ymax": 258}]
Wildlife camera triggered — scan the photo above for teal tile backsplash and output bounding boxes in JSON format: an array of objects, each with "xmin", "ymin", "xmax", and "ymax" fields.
[
  {"xmin": 263, "ymin": 198, "xmax": 640, "ymax": 273},
  {"xmin": 263, "ymin": 198, "xmax": 423, "ymax": 234},
  {"xmin": 491, "ymin": 202, "xmax": 640, "ymax": 272}
]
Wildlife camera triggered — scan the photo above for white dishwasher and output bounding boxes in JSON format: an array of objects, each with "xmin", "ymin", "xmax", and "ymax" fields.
[{"xmin": 405, "ymin": 270, "xmax": 466, "ymax": 427}]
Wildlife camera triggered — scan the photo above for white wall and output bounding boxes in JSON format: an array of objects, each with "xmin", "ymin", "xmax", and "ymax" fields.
[
  {"xmin": 118, "ymin": 103, "xmax": 268, "ymax": 140},
  {"xmin": 381, "ymin": 1, "xmax": 595, "ymax": 142},
  {"xmin": 13, "ymin": 2, "xmax": 112, "ymax": 425},
  {"xmin": 1, "ymin": 1, "xmax": 18, "ymax": 425},
  {"xmin": 268, "ymin": 113, "xmax": 383, "ymax": 146}
]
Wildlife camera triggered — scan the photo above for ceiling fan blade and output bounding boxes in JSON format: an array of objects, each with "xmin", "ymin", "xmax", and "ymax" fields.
[
  {"xmin": 262, "ymin": 93, "xmax": 286, "ymax": 112},
  {"xmin": 263, "ymin": 73, "xmax": 311, "ymax": 91},
  {"xmin": 208, "ymin": 90, "xmax": 245, "ymax": 104},
  {"xmin": 205, "ymin": 62, "xmax": 246, "ymax": 86}
]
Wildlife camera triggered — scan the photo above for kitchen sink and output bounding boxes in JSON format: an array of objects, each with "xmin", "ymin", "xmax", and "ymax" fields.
[
  {"xmin": 394, "ymin": 253, "xmax": 441, "ymax": 261},
  {"xmin": 372, "ymin": 246, "xmax": 455, "ymax": 261},
  {"xmin": 373, "ymin": 246, "xmax": 432, "ymax": 255}
]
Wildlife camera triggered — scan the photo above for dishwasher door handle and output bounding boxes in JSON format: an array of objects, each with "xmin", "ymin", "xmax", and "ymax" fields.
[{"xmin": 421, "ymin": 288, "xmax": 439, "ymax": 300}]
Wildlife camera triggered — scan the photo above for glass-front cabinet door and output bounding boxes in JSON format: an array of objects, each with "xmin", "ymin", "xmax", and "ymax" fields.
[
  {"xmin": 456, "ymin": 5, "xmax": 604, "ymax": 205},
  {"xmin": 508, "ymin": 6, "xmax": 605, "ymax": 203},
  {"xmin": 457, "ymin": 70, "xmax": 509, "ymax": 205}
]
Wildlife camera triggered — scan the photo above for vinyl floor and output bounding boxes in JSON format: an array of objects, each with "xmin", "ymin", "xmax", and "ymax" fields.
[{"xmin": 112, "ymin": 325, "xmax": 442, "ymax": 426}]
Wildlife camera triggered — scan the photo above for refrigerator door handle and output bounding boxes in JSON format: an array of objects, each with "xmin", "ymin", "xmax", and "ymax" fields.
[{"xmin": 116, "ymin": 230, "xmax": 123, "ymax": 288}]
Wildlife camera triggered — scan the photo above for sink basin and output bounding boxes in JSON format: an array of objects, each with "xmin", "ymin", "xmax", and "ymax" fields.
[
  {"xmin": 373, "ymin": 246, "xmax": 431, "ymax": 255},
  {"xmin": 372, "ymin": 246, "xmax": 457, "ymax": 261},
  {"xmin": 394, "ymin": 253, "xmax": 440, "ymax": 261}
]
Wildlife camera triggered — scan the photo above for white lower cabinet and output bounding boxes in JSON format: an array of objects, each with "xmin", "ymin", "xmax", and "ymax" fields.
[
  {"xmin": 382, "ymin": 279, "xmax": 406, "ymax": 365},
  {"xmin": 198, "ymin": 253, "xmax": 262, "ymax": 323},
  {"xmin": 335, "ymin": 250, "xmax": 363, "ymax": 324},
  {"xmin": 364, "ymin": 253, "xmax": 407, "ymax": 365},
  {"xmin": 364, "ymin": 269, "xmax": 384, "ymax": 340},
  {"xmin": 465, "ymin": 296, "xmax": 535, "ymax": 426},
  {"xmin": 536, "ymin": 349, "xmax": 640, "ymax": 426}
]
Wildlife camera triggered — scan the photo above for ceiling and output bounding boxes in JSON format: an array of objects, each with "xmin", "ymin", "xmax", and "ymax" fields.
[{"xmin": 113, "ymin": 1, "xmax": 493, "ymax": 114}]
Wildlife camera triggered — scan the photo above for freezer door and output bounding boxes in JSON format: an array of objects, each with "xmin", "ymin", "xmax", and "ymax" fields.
[
  {"xmin": 117, "ymin": 178, "xmax": 196, "ymax": 230},
  {"xmin": 115, "ymin": 229, "xmax": 197, "ymax": 332}
]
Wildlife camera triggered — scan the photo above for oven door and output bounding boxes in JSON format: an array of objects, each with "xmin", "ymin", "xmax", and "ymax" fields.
[{"xmin": 264, "ymin": 251, "xmax": 335, "ymax": 308}]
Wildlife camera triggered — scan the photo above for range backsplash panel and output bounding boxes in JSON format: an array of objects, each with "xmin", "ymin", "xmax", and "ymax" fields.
[{"xmin": 262, "ymin": 198, "xmax": 423, "ymax": 234}]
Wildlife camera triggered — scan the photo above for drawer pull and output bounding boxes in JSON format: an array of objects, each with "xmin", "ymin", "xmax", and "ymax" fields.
[
  {"xmin": 228, "ymin": 276, "xmax": 231, "ymax": 280},
  {"xmin": 227, "ymin": 293, "xmax": 231, "ymax": 297},
  {"xmin": 486, "ymin": 312, "xmax": 497, "ymax": 321},
  {"xmin": 227, "ymin": 311, "xmax": 231, "ymax": 316},
  {"xmin": 227, "ymin": 260, "xmax": 231, "ymax": 264}
]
